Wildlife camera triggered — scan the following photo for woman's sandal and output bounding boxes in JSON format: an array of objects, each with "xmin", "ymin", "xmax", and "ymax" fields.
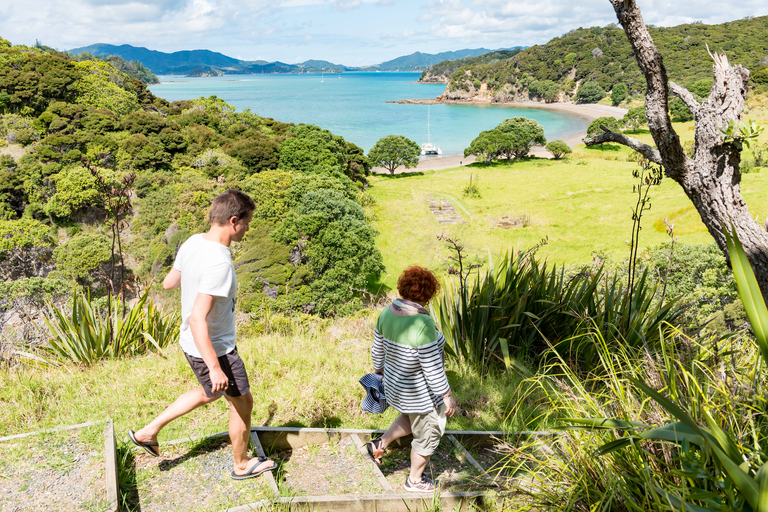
[{"xmin": 366, "ymin": 437, "xmax": 384, "ymax": 465}]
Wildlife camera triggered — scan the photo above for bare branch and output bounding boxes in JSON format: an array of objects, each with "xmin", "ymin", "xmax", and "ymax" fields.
[
  {"xmin": 584, "ymin": 130, "xmax": 663, "ymax": 165},
  {"xmin": 669, "ymin": 82, "xmax": 700, "ymax": 114},
  {"xmin": 609, "ymin": 0, "xmax": 687, "ymax": 172}
]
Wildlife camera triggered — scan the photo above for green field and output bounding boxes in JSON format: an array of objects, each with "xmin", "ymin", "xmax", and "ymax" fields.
[{"xmin": 369, "ymin": 122, "xmax": 768, "ymax": 289}]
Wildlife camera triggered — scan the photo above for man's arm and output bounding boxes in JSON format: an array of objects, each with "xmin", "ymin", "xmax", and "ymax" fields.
[
  {"xmin": 188, "ymin": 292, "xmax": 229, "ymax": 394},
  {"xmin": 163, "ymin": 268, "xmax": 181, "ymax": 290}
]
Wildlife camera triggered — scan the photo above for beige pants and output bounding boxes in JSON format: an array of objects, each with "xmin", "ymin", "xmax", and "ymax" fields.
[{"xmin": 408, "ymin": 404, "xmax": 447, "ymax": 456}]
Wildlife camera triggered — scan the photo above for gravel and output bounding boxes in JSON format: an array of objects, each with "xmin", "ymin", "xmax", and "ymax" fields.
[{"xmin": 0, "ymin": 430, "xmax": 105, "ymax": 511}]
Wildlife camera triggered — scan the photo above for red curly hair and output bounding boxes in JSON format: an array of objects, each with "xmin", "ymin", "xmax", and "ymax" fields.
[{"xmin": 397, "ymin": 266, "xmax": 440, "ymax": 304}]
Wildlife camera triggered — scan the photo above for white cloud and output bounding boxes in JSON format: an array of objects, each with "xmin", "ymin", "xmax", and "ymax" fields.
[
  {"xmin": 0, "ymin": 0, "xmax": 765, "ymax": 63},
  {"xmin": 417, "ymin": 0, "xmax": 768, "ymax": 47}
]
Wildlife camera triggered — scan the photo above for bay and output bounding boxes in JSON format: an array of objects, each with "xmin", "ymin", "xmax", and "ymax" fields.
[{"xmin": 149, "ymin": 72, "xmax": 588, "ymax": 156}]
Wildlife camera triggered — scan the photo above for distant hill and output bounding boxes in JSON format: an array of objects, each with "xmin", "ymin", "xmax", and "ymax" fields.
[
  {"xmin": 366, "ymin": 49, "xmax": 508, "ymax": 71},
  {"xmin": 66, "ymin": 43, "xmax": 515, "ymax": 76},
  {"xmin": 67, "ymin": 44, "xmax": 242, "ymax": 75}
]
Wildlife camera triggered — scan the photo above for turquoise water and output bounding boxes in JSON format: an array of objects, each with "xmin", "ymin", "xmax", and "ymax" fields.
[{"xmin": 149, "ymin": 72, "xmax": 588, "ymax": 156}]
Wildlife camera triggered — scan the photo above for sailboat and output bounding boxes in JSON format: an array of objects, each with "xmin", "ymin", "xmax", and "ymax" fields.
[{"xmin": 420, "ymin": 105, "xmax": 442, "ymax": 156}]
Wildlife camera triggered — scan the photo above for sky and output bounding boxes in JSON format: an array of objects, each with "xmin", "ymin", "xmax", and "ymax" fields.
[{"xmin": 1, "ymin": 0, "xmax": 766, "ymax": 67}]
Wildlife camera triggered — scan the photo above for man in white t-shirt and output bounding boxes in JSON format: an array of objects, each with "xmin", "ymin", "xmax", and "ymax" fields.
[{"xmin": 129, "ymin": 190, "xmax": 276, "ymax": 480}]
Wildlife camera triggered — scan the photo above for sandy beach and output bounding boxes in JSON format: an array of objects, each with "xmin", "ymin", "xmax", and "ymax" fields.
[{"xmin": 371, "ymin": 102, "xmax": 628, "ymax": 174}]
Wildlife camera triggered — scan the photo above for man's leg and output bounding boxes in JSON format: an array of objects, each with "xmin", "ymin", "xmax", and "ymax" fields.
[
  {"xmin": 133, "ymin": 387, "xmax": 219, "ymax": 454},
  {"xmin": 227, "ymin": 392, "xmax": 275, "ymax": 476}
]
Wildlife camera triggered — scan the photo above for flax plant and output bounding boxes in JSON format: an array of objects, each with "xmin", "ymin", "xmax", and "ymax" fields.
[
  {"xmin": 41, "ymin": 288, "xmax": 180, "ymax": 365},
  {"xmin": 432, "ymin": 249, "xmax": 683, "ymax": 373}
]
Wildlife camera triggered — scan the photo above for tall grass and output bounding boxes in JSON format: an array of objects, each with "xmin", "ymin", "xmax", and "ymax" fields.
[
  {"xmin": 432, "ymin": 250, "xmax": 684, "ymax": 372},
  {"xmin": 501, "ymin": 227, "xmax": 768, "ymax": 511},
  {"xmin": 502, "ymin": 327, "xmax": 766, "ymax": 511}
]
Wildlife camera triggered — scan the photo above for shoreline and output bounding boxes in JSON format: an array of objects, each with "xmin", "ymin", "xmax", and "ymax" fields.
[{"xmin": 372, "ymin": 101, "xmax": 628, "ymax": 174}]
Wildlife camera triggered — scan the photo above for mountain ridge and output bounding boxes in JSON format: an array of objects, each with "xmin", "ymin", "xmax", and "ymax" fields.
[{"xmin": 66, "ymin": 43, "xmax": 515, "ymax": 75}]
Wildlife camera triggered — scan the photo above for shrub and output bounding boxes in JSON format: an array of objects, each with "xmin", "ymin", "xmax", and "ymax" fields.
[
  {"xmin": 53, "ymin": 232, "xmax": 112, "ymax": 285},
  {"xmin": 271, "ymin": 189, "xmax": 384, "ymax": 316},
  {"xmin": 587, "ymin": 116, "xmax": 622, "ymax": 137},
  {"xmin": 622, "ymin": 105, "xmax": 647, "ymax": 132},
  {"xmin": 545, "ymin": 140, "xmax": 572, "ymax": 159}
]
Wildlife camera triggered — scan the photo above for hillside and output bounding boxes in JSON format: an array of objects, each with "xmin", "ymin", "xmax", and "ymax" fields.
[
  {"xmin": 419, "ymin": 16, "xmax": 768, "ymax": 103},
  {"xmin": 366, "ymin": 48, "xmax": 508, "ymax": 72},
  {"xmin": 66, "ymin": 43, "xmax": 516, "ymax": 75},
  {"xmin": 419, "ymin": 48, "xmax": 526, "ymax": 83},
  {"xmin": 0, "ymin": 40, "xmax": 382, "ymax": 319}
]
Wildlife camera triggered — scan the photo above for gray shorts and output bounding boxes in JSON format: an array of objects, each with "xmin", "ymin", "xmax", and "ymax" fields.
[
  {"xmin": 408, "ymin": 404, "xmax": 447, "ymax": 456},
  {"xmin": 184, "ymin": 347, "xmax": 250, "ymax": 398}
]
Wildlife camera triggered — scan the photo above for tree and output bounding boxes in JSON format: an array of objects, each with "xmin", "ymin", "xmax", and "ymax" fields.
[
  {"xmin": 0, "ymin": 218, "xmax": 54, "ymax": 279},
  {"xmin": 496, "ymin": 117, "xmax": 547, "ymax": 158},
  {"xmin": 622, "ymin": 105, "xmax": 647, "ymax": 132},
  {"xmin": 464, "ymin": 129, "xmax": 509, "ymax": 162},
  {"xmin": 367, "ymin": 135, "xmax": 420, "ymax": 175},
  {"xmin": 278, "ymin": 124, "xmax": 348, "ymax": 178},
  {"xmin": 575, "ymin": 81, "xmax": 606, "ymax": 103},
  {"xmin": 546, "ymin": 140, "xmax": 572, "ymax": 159},
  {"xmin": 611, "ymin": 83, "xmax": 627, "ymax": 106},
  {"xmin": 586, "ymin": 0, "xmax": 768, "ymax": 300},
  {"xmin": 272, "ymin": 189, "xmax": 384, "ymax": 316},
  {"xmin": 529, "ymin": 80, "xmax": 560, "ymax": 102},
  {"xmin": 73, "ymin": 60, "xmax": 141, "ymax": 116},
  {"xmin": 587, "ymin": 116, "xmax": 622, "ymax": 138}
]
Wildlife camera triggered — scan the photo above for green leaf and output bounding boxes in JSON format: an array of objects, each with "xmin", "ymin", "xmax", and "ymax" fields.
[
  {"xmin": 724, "ymin": 221, "xmax": 768, "ymax": 365},
  {"xmin": 563, "ymin": 418, "xmax": 648, "ymax": 430},
  {"xmin": 757, "ymin": 461, "xmax": 768, "ymax": 512},
  {"xmin": 597, "ymin": 437, "xmax": 634, "ymax": 455}
]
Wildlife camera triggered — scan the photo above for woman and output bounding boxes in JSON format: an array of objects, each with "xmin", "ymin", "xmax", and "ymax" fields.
[{"xmin": 366, "ymin": 266, "xmax": 456, "ymax": 493}]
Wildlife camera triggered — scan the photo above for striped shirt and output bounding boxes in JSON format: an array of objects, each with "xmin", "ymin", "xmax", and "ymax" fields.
[{"xmin": 372, "ymin": 306, "xmax": 450, "ymax": 414}]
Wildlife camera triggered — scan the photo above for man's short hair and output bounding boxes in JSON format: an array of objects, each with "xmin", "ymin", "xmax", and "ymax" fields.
[{"xmin": 209, "ymin": 189, "xmax": 256, "ymax": 225}]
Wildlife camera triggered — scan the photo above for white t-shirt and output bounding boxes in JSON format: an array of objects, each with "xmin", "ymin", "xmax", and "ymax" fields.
[{"xmin": 174, "ymin": 233, "xmax": 237, "ymax": 358}]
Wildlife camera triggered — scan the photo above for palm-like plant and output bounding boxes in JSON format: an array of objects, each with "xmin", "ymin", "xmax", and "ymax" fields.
[{"xmin": 42, "ymin": 287, "xmax": 180, "ymax": 365}]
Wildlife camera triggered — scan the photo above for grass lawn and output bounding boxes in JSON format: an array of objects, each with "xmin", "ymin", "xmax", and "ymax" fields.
[
  {"xmin": 0, "ymin": 312, "xmax": 532, "ymax": 442},
  {"xmin": 369, "ymin": 120, "xmax": 768, "ymax": 289}
]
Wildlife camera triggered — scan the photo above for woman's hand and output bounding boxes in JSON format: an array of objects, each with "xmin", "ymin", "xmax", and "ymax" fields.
[{"xmin": 443, "ymin": 393, "xmax": 456, "ymax": 417}]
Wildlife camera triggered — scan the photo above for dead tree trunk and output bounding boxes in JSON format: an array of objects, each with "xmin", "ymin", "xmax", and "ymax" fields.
[{"xmin": 584, "ymin": 0, "xmax": 768, "ymax": 300}]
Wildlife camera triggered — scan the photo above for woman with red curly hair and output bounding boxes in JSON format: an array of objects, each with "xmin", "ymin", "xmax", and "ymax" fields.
[{"xmin": 366, "ymin": 266, "xmax": 455, "ymax": 493}]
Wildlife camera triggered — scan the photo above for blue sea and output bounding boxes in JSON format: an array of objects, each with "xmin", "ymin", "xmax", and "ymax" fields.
[{"xmin": 149, "ymin": 72, "xmax": 588, "ymax": 156}]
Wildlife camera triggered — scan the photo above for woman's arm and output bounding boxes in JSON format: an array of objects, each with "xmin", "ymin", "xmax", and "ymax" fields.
[{"xmin": 372, "ymin": 328, "xmax": 385, "ymax": 374}]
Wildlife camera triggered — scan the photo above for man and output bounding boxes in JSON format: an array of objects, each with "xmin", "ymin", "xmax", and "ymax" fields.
[{"xmin": 129, "ymin": 189, "xmax": 276, "ymax": 480}]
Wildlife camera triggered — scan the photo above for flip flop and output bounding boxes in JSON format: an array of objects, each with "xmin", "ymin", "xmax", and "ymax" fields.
[
  {"xmin": 128, "ymin": 429, "xmax": 160, "ymax": 457},
  {"xmin": 231, "ymin": 456, "xmax": 277, "ymax": 480},
  {"xmin": 366, "ymin": 438, "xmax": 384, "ymax": 465}
]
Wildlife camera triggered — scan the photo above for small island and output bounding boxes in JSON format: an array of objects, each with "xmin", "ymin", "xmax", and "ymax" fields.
[{"xmin": 186, "ymin": 68, "xmax": 224, "ymax": 77}]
